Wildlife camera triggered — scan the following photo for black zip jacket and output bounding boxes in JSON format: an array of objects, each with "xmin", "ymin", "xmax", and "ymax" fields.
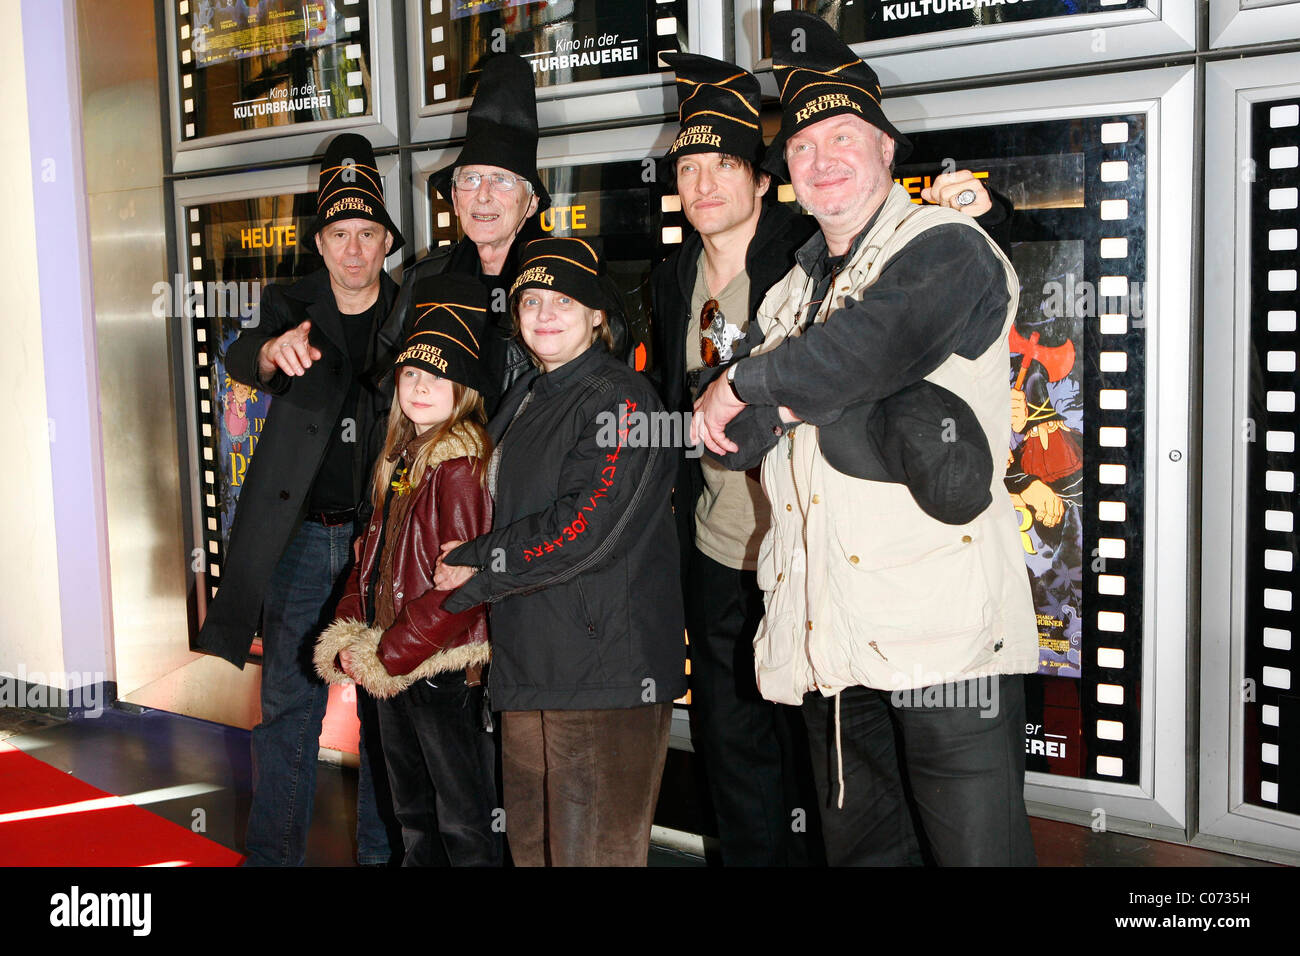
[{"xmin": 443, "ymin": 345, "xmax": 687, "ymax": 711}]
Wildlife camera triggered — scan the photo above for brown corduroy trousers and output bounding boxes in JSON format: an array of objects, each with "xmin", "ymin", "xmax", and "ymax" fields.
[{"xmin": 502, "ymin": 703, "xmax": 673, "ymax": 866}]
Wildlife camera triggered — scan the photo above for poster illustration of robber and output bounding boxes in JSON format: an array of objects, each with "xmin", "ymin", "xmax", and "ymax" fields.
[{"xmin": 1006, "ymin": 240, "xmax": 1084, "ymax": 679}]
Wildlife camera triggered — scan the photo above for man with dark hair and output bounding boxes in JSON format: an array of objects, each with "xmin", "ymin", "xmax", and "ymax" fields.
[
  {"xmin": 692, "ymin": 11, "xmax": 1039, "ymax": 867},
  {"xmin": 198, "ymin": 133, "xmax": 404, "ymax": 866},
  {"xmin": 653, "ymin": 53, "xmax": 1000, "ymax": 866}
]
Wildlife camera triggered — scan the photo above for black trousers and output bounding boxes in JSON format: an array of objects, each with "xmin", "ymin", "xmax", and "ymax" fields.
[
  {"xmin": 802, "ymin": 675, "xmax": 1037, "ymax": 867},
  {"xmin": 685, "ymin": 548, "xmax": 822, "ymax": 866},
  {"xmin": 376, "ymin": 669, "xmax": 502, "ymax": 867}
]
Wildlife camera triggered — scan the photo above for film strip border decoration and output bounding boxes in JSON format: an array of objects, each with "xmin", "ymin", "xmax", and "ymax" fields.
[
  {"xmin": 185, "ymin": 204, "xmax": 223, "ymax": 601},
  {"xmin": 1081, "ymin": 114, "xmax": 1147, "ymax": 784},
  {"xmin": 183, "ymin": 193, "xmax": 320, "ymax": 615},
  {"xmin": 421, "ymin": 0, "xmax": 690, "ymax": 108},
  {"xmin": 1245, "ymin": 96, "xmax": 1300, "ymax": 814},
  {"xmin": 174, "ymin": 0, "xmax": 374, "ymax": 142},
  {"xmin": 428, "ymin": 184, "xmax": 458, "ymax": 249},
  {"xmin": 659, "ymin": 192, "xmax": 685, "ymax": 247},
  {"xmin": 867, "ymin": 114, "xmax": 1150, "ymax": 783}
]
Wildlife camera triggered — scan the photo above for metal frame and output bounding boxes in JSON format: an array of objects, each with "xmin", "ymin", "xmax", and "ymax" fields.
[
  {"xmin": 888, "ymin": 66, "xmax": 1195, "ymax": 829},
  {"xmin": 1210, "ymin": 0, "xmax": 1300, "ymax": 49},
  {"xmin": 171, "ymin": 157, "xmax": 406, "ymax": 614},
  {"xmin": 163, "ymin": 0, "xmax": 401, "ymax": 173},
  {"xmin": 736, "ymin": 0, "xmax": 1195, "ymax": 88},
  {"xmin": 1200, "ymin": 52, "xmax": 1300, "ymax": 855},
  {"xmin": 406, "ymin": 0, "xmax": 724, "ymax": 144}
]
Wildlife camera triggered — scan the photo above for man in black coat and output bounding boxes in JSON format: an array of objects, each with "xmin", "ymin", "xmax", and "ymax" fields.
[
  {"xmin": 651, "ymin": 54, "xmax": 1002, "ymax": 866},
  {"xmin": 197, "ymin": 133, "xmax": 404, "ymax": 866}
]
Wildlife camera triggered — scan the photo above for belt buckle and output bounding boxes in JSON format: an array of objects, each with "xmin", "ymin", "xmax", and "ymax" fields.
[{"xmin": 315, "ymin": 509, "xmax": 354, "ymax": 527}]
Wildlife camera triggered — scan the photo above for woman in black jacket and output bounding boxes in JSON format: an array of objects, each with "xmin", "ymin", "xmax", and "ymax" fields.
[{"xmin": 435, "ymin": 237, "xmax": 686, "ymax": 866}]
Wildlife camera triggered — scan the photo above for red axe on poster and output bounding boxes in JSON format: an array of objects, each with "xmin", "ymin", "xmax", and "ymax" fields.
[{"xmin": 1009, "ymin": 326, "xmax": 1075, "ymax": 390}]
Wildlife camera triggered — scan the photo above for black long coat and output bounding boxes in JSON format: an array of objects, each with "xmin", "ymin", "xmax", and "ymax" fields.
[{"xmin": 197, "ymin": 268, "xmax": 402, "ymax": 668}]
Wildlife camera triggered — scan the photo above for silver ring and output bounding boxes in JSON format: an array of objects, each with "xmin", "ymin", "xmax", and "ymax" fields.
[{"xmin": 955, "ymin": 188, "xmax": 977, "ymax": 207}]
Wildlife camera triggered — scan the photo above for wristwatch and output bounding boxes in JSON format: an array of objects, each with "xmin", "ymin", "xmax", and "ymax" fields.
[{"xmin": 726, "ymin": 362, "xmax": 745, "ymax": 403}]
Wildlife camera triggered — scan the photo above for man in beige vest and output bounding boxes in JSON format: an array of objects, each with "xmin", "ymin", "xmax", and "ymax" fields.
[{"xmin": 693, "ymin": 10, "xmax": 1038, "ymax": 866}]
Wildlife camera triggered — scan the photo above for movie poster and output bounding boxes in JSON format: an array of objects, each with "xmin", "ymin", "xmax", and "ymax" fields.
[
  {"xmin": 761, "ymin": 0, "xmax": 1146, "ymax": 49},
  {"xmin": 212, "ymin": 332, "xmax": 272, "ymax": 550},
  {"xmin": 419, "ymin": 0, "xmax": 689, "ymax": 108},
  {"xmin": 186, "ymin": 194, "xmax": 319, "ymax": 565},
  {"xmin": 191, "ymin": 0, "xmax": 339, "ymax": 68},
  {"xmin": 893, "ymin": 150, "xmax": 1089, "ymax": 678},
  {"xmin": 175, "ymin": 0, "xmax": 373, "ymax": 141},
  {"xmin": 1007, "ymin": 238, "xmax": 1085, "ymax": 679}
]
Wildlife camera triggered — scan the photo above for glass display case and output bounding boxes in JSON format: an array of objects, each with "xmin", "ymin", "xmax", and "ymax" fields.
[
  {"xmin": 878, "ymin": 66, "xmax": 1194, "ymax": 828},
  {"xmin": 407, "ymin": 0, "xmax": 726, "ymax": 141},
  {"xmin": 164, "ymin": 0, "xmax": 400, "ymax": 172},
  {"xmin": 736, "ymin": 0, "xmax": 1194, "ymax": 88}
]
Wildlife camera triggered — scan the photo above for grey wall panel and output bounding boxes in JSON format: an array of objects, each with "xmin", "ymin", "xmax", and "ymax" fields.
[
  {"xmin": 78, "ymin": 0, "xmax": 195, "ymax": 700},
  {"xmin": 1210, "ymin": 0, "xmax": 1300, "ymax": 48}
]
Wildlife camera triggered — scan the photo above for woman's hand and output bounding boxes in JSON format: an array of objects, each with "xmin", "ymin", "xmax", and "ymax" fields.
[{"xmin": 434, "ymin": 540, "xmax": 477, "ymax": 590}]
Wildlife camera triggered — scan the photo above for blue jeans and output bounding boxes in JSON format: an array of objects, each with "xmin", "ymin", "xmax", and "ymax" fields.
[{"xmin": 244, "ymin": 518, "xmax": 396, "ymax": 866}]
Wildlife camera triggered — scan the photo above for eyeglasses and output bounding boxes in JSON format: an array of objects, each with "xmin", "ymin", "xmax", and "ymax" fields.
[
  {"xmin": 699, "ymin": 298, "xmax": 723, "ymax": 368},
  {"xmin": 451, "ymin": 170, "xmax": 533, "ymax": 194}
]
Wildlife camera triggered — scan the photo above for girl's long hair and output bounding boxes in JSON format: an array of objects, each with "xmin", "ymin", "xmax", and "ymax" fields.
[{"xmin": 370, "ymin": 378, "xmax": 491, "ymax": 512}]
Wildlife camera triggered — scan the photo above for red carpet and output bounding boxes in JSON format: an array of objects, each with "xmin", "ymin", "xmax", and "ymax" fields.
[{"xmin": 0, "ymin": 742, "xmax": 243, "ymax": 867}]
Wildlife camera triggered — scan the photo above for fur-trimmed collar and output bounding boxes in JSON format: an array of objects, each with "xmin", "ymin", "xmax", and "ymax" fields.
[{"xmin": 395, "ymin": 419, "xmax": 487, "ymax": 467}]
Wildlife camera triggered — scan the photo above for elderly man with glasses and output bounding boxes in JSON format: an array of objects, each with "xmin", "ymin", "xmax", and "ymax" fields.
[{"xmin": 382, "ymin": 53, "xmax": 551, "ymax": 416}]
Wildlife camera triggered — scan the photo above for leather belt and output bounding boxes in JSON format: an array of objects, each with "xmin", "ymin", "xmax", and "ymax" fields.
[{"xmin": 304, "ymin": 508, "xmax": 356, "ymax": 526}]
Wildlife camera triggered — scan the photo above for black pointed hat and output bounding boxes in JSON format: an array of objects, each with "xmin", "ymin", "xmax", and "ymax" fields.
[
  {"xmin": 429, "ymin": 54, "xmax": 551, "ymax": 213},
  {"xmin": 307, "ymin": 132, "xmax": 404, "ymax": 253},
  {"xmin": 398, "ymin": 274, "xmax": 490, "ymax": 395},
  {"xmin": 509, "ymin": 237, "xmax": 629, "ymax": 358},
  {"xmin": 662, "ymin": 53, "xmax": 764, "ymax": 168},
  {"xmin": 763, "ymin": 10, "xmax": 912, "ymax": 180}
]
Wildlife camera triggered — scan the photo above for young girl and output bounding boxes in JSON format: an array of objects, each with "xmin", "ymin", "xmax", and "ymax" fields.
[{"xmin": 314, "ymin": 274, "xmax": 499, "ymax": 867}]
